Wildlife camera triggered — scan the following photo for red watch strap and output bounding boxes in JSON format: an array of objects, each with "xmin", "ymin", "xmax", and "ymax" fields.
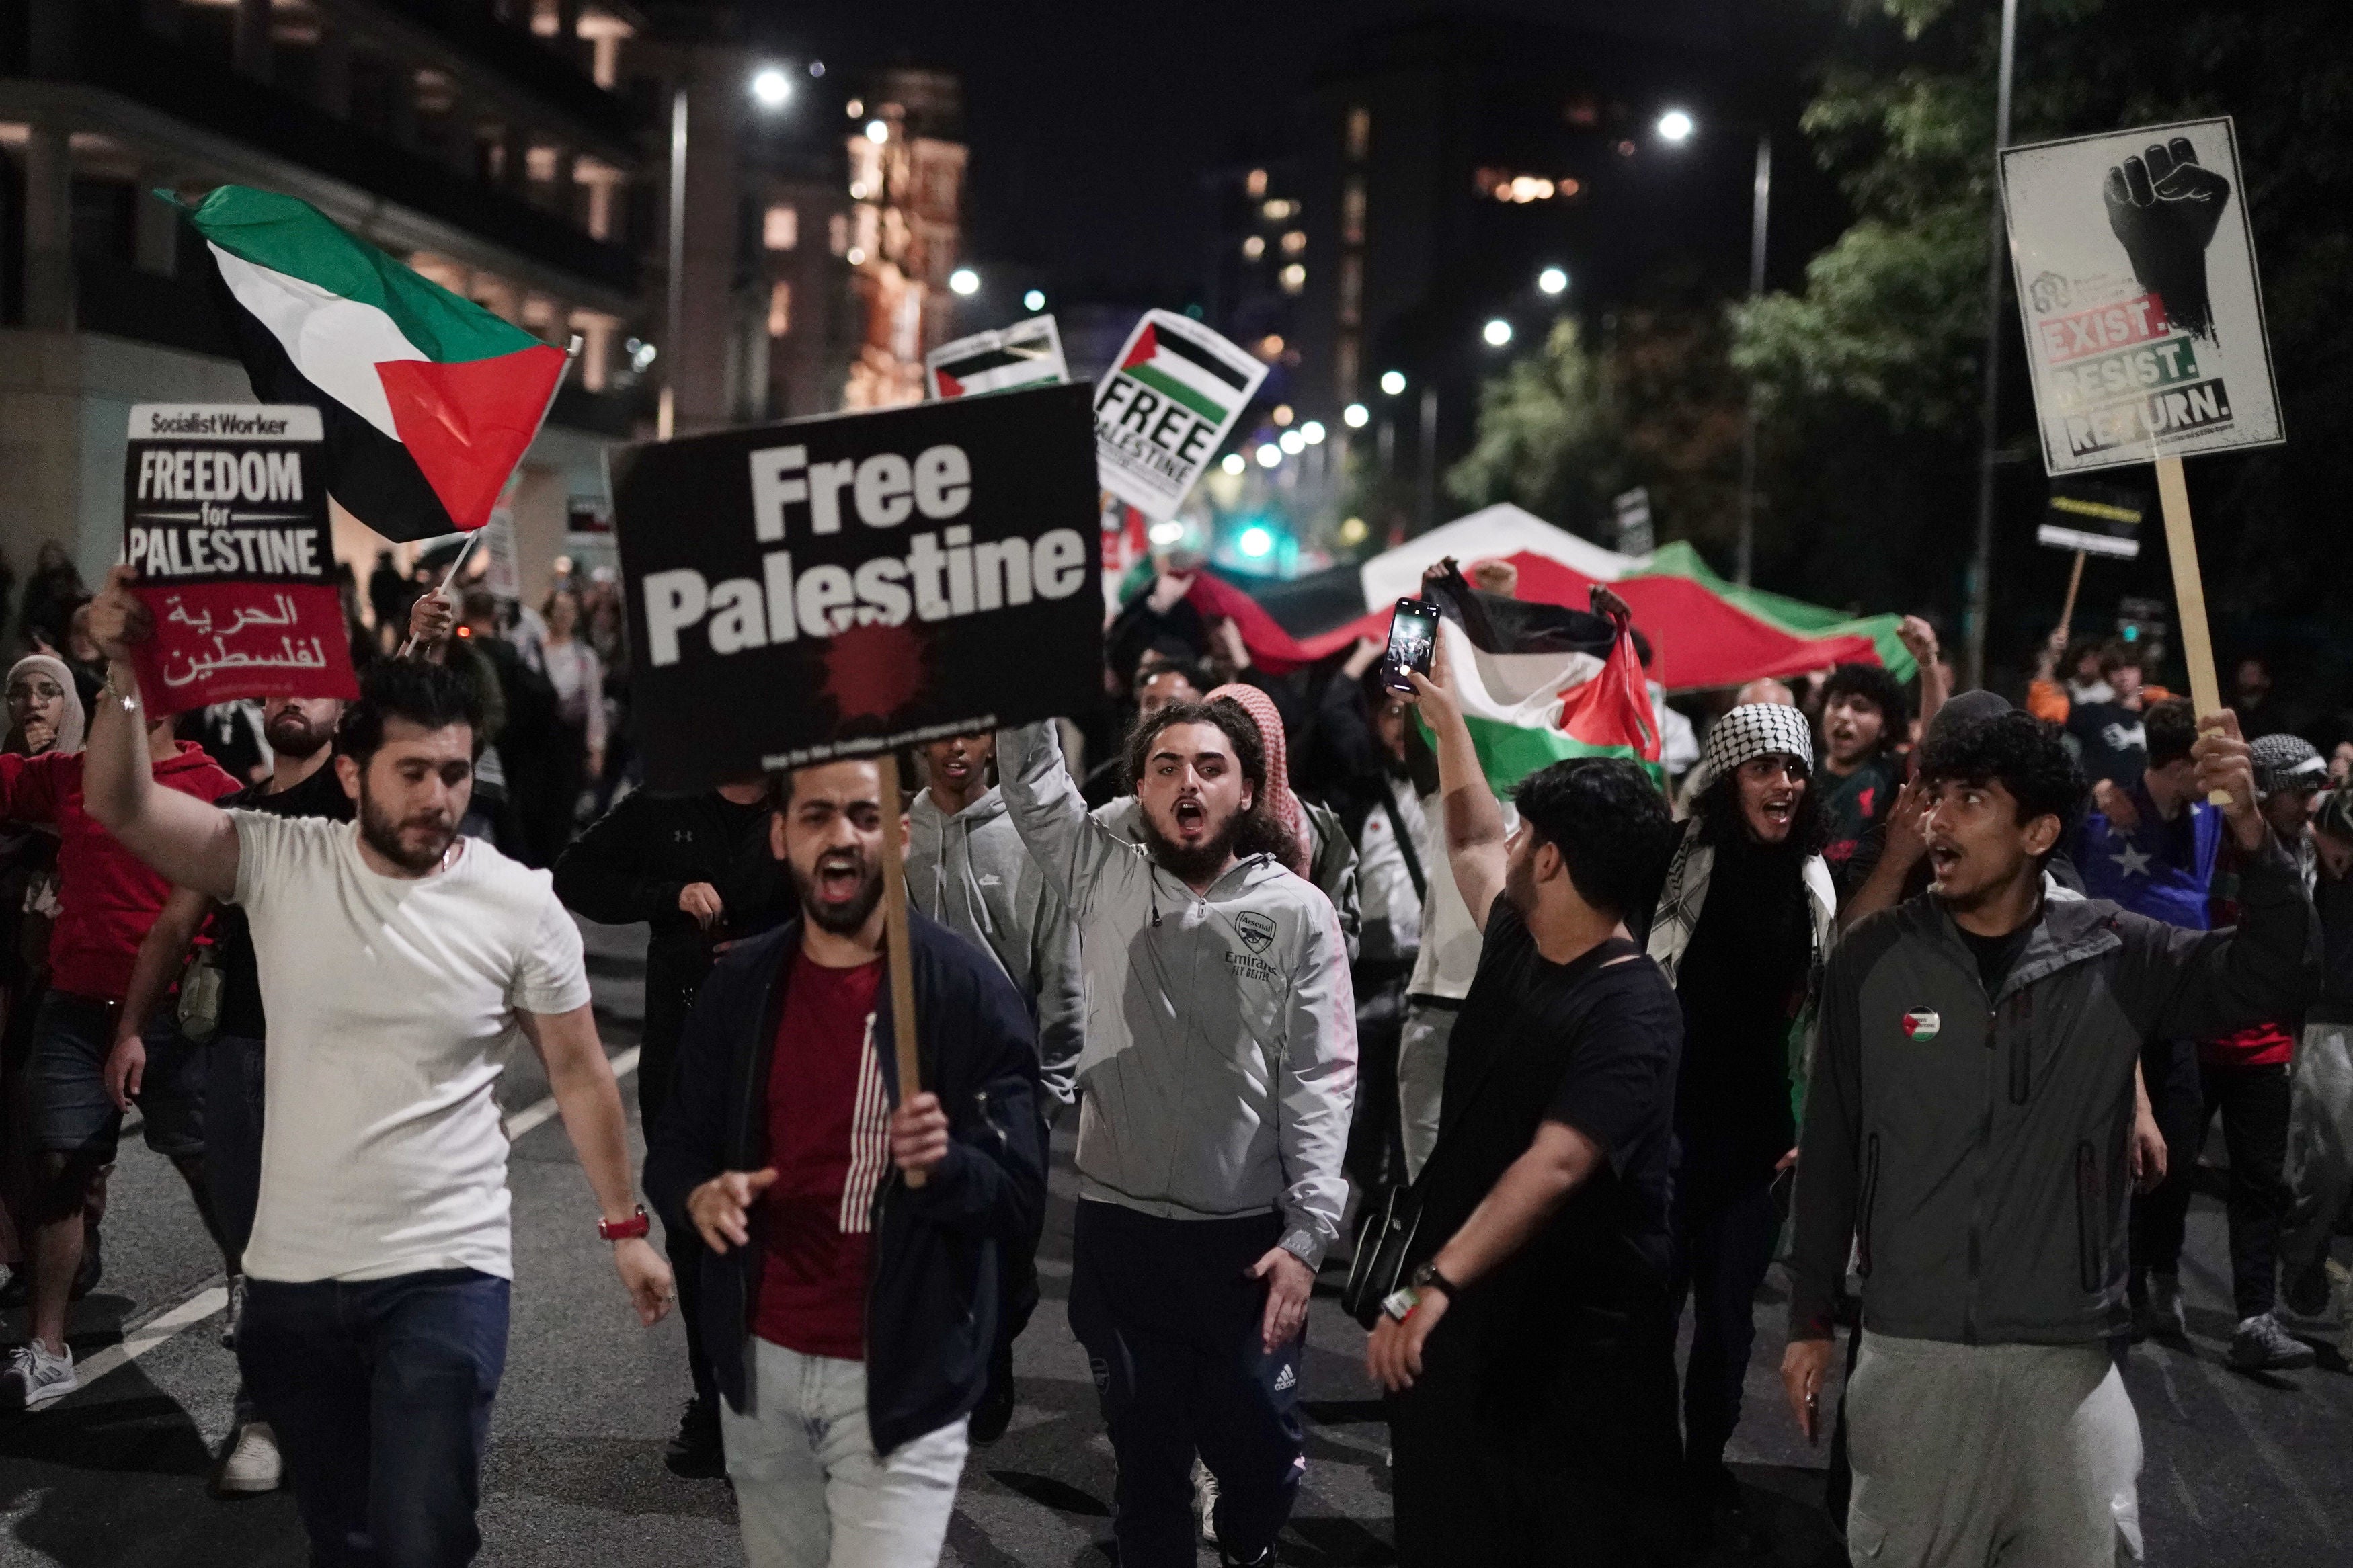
[{"xmin": 598, "ymin": 1205, "xmax": 649, "ymax": 1241}]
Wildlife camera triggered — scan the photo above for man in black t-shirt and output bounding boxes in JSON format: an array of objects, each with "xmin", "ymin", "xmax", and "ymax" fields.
[
  {"xmin": 1368, "ymin": 640, "xmax": 1685, "ymax": 1565},
  {"xmin": 111, "ymin": 694, "xmax": 350, "ymax": 1497}
]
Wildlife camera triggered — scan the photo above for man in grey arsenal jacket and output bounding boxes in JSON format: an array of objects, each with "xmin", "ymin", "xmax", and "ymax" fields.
[
  {"xmin": 998, "ymin": 708, "xmax": 1355, "ymax": 1568},
  {"xmin": 1783, "ymin": 708, "xmax": 2317, "ymax": 1567}
]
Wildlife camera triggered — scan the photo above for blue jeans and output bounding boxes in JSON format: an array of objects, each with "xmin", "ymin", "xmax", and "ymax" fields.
[{"xmin": 240, "ymin": 1268, "xmax": 510, "ymax": 1567}]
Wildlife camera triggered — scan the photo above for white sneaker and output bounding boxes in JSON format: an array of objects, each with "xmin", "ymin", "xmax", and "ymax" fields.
[
  {"xmin": 1193, "ymin": 1455, "xmax": 1220, "ymax": 1545},
  {"xmin": 1, "ymin": 1343, "xmax": 77, "ymax": 1412},
  {"xmin": 216, "ymin": 1421, "xmax": 283, "ymax": 1494},
  {"xmin": 221, "ymin": 1274, "xmax": 246, "ymax": 1351}
]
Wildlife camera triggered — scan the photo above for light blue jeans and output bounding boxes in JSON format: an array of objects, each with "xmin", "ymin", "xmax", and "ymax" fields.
[{"xmin": 719, "ymin": 1337, "xmax": 970, "ymax": 1568}]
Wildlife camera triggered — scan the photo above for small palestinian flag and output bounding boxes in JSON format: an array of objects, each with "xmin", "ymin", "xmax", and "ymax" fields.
[
  {"xmin": 1419, "ymin": 568, "xmax": 1661, "ymax": 794},
  {"xmin": 180, "ymin": 185, "xmax": 571, "ymax": 541},
  {"xmin": 1115, "ymin": 317, "xmax": 1253, "ymax": 424},
  {"xmin": 926, "ymin": 316, "xmax": 1068, "ymax": 400}
]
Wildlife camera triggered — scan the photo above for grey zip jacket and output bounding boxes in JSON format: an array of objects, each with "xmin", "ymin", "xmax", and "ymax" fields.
[
  {"xmin": 999, "ymin": 721, "xmax": 1358, "ymax": 1268},
  {"xmin": 907, "ymin": 786, "xmax": 1083, "ymax": 1107},
  {"xmin": 1788, "ymin": 834, "xmax": 2319, "ymax": 1346}
]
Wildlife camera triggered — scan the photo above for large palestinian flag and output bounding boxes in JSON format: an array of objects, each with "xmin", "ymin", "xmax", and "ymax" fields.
[
  {"xmin": 180, "ymin": 185, "xmax": 571, "ymax": 541},
  {"xmin": 1421, "ymin": 569, "xmax": 1663, "ymax": 794}
]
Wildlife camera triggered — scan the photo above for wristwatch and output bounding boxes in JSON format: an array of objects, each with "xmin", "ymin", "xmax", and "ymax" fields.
[
  {"xmin": 1409, "ymin": 1261, "xmax": 1460, "ymax": 1298},
  {"xmin": 598, "ymin": 1205, "xmax": 651, "ymax": 1241}
]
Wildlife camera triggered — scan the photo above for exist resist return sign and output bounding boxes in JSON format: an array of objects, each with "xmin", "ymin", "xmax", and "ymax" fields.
[{"xmin": 614, "ymin": 382, "xmax": 1103, "ymax": 790}]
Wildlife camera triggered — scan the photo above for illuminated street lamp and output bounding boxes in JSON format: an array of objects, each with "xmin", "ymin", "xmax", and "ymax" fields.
[
  {"xmin": 750, "ymin": 67, "xmax": 793, "ymax": 109},
  {"xmin": 1379, "ymin": 369, "xmax": 1408, "ymax": 396},
  {"xmin": 1343, "ymin": 403, "xmax": 1369, "ymax": 429},
  {"xmin": 1482, "ymin": 317, "xmax": 1514, "ymax": 348},
  {"xmin": 1657, "ymin": 108, "xmax": 1696, "ymax": 144},
  {"xmin": 948, "ymin": 267, "xmax": 980, "ymax": 296},
  {"xmin": 1538, "ymin": 266, "xmax": 1568, "ymax": 296},
  {"xmin": 1300, "ymin": 420, "xmax": 1326, "ymax": 444},
  {"xmin": 865, "ymin": 119, "xmax": 888, "ymax": 142},
  {"xmin": 1221, "ymin": 452, "xmax": 1246, "ymax": 475},
  {"xmin": 1023, "ymin": 288, "xmax": 1045, "ymax": 311},
  {"xmin": 1279, "ymin": 430, "xmax": 1305, "ymax": 455},
  {"xmin": 1254, "ymin": 444, "xmax": 1281, "ymax": 469}
]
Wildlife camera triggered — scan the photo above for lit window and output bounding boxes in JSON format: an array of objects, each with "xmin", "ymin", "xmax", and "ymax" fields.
[
  {"xmin": 1246, "ymin": 168, "xmax": 1268, "ymax": 198},
  {"xmin": 1272, "ymin": 405, "xmax": 1294, "ymax": 427},
  {"xmin": 763, "ymin": 204, "xmax": 798, "ymax": 251},
  {"xmin": 1242, "ymin": 235, "xmax": 1265, "ymax": 261},
  {"xmin": 1261, "ymin": 198, "xmax": 1295, "ymax": 222},
  {"xmin": 1342, "ymin": 179, "xmax": 1366, "ymax": 245},
  {"xmin": 828, "ymin": 213, "xmax": 850, "ymax": 255},
  {"xmin": 1345, "ymin": 106, "xmax": 1371, "ymax": 161},
  {"xmin": 846, "ymin": 97, "xmax": 864, "ymax": 118},
  {"xmin": 768, "ymin": 280, "xmax": 792, "ymax": 337},
  {"xmin": 1279, "ymin": 263, "xmax": 1305, "ymax": 294},
  {"xmin": 1257, "ymin": 334, "xmax": 1285, "ymax": 360},
  {"xmin": 1280, "ymin": 229, "xmax": 1306, "ymax": 255}
]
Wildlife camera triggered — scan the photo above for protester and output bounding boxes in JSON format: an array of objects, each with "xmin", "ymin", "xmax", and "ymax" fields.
[
  {"xmin": 2182, "ymin": 734, "xmax": 2329, "ymax": 1370},
  {"xmin": 1734, "ymin": 677, "xmax": 1796, "ymax": 708},
  {"xmin": 368, "ymin": 548, "xmax": 412, "ymax": 654},
  {"xmin": 2030, "ymin": 634, "xmax": 2169, "ymax": 787},
  {"xmin": 79, "ymin": 571, "xmax": 672, "ymax": 1563},
  {"xmin": 1080, "ymin": 652, "xmax": 1207, "ymax": 807},
  {"xmin": 0, "ymin": 665, "xmax": 241, "ymax": 1413},
  {"xmin": 2231, "ymin": 655, "xmax": 2288, "ymax": 743},
  {"xmin": 1782, "ymin": 707, "xmax": 2317, "ymax": 1567},
  {"xmin": 643, "ymin": 757, "xmax": 1046, "ymax": 1568},
  {"xmin": 904, "ymin": 727, "xmax": 1082, "ymax": 1443},
  {"xmin": 1814, "ymin": 663, "xmax": 1911, "ymax": 899},
  {"xmin": 109, "ymin": 694, "xmax": 350, "ymax": 1492},
  {"xmin": 539, "ymin": 588, "xmax": 606, "ymax": 857},
  {"xmin": 2282, "ymin": 787, "xmax": 2353, "ymax": 1332},
  {"xmin": 997, "ymin": 708, "xmax": 1355, "ymax": 1568},
  {"xmin": 553, "ymin": 772, "xmax": 795, "ymax": 1477},
  {"xmin": 1646, "ymin": 703, "xmax": 1835, "ymax": 1545},
  {"xmin": 1368, "ymin": 634, "xmax": 1686, "ymax": 1564}
]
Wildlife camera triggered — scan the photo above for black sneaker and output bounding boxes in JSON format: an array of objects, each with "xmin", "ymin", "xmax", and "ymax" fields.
[
  {"xmin": 1216, "ymin": 1549, "xmax": 1272, "ymax": 1567},
  {"xmin": 70, "ymin": 1229, "xmax": 101, "ymax": 1301},
  {"xmin": 969, "ymin": 1337, "xmax": 1016, "ymax": 1444},
  {"xmin": 662, "ymin": 1395, "xmax": 725, "ymax": 1479}
]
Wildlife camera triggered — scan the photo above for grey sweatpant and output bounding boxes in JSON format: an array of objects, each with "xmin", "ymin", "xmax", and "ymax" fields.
[
  {"xmin": 1396, "ymin": 1001, "xmax": 1458, "ymax": 1182},
  {"xmin": 1846, "ymin": 1333, "xmax": 2143, "ymax": 1568},
  {"xmin": 2284, "ymin": 1022, "xmax": 2353, "ymax": 1276}
]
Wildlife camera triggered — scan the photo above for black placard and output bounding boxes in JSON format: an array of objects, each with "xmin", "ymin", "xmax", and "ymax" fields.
[{"xmin": 615, "ymin": 384, "xmax": 1103, "ymax": 791}]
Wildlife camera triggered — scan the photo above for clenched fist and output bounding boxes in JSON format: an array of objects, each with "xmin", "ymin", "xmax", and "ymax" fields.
[{"xmin": 2103, "ymin": 136, "xmax": 2231, "ymax": 339}]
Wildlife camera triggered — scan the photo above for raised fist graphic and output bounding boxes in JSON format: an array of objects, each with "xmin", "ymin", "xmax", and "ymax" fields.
[{"xmin": 2102, "ymin": 136, "xmax": 2230, "ymax": 339}]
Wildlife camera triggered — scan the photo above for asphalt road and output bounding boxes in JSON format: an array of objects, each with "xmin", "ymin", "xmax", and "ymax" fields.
[{"xmin": 3, "ymin": 919, "xmax": 2350, "ymax": 1565}]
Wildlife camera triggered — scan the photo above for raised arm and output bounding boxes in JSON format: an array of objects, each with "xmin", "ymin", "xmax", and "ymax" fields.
[
  {"xmin": 1404, "ymin": 636, "xmax": 1506, "ymax": 931},
  {"xmin": 996, "ymin": 719, "xmax": 1130, "ymax": 909},
  {"xmin": 83, "ymin": 569, "xmax": 241, "ymax": 900}
]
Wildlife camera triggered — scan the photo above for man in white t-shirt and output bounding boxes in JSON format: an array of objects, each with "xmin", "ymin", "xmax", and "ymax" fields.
[{"xmin": 82, "ymin": 568, "xmax": 671, "ymax": 1567}]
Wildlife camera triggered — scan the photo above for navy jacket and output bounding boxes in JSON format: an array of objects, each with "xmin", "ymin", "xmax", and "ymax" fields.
[{"xmin": 643, "ymin": 911, "xmax": 1047, "ymax": 1454}]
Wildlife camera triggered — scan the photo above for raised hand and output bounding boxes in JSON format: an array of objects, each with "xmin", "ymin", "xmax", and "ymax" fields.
[{"xmin": 2103, "ymin": 136, "xmax": 2231, "ymax": 339}]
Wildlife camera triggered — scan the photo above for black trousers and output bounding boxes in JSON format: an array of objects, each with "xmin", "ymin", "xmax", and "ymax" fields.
[
  {"xmin": 2130, "ymin": 1036, "xmax": 2204, "ymax": 1288},
  {"xmin": 1067, "ymin": 1201, "xmax": 1303, "ymax": 1568},
  {"xmin": 637, "ymin": 1024, "xmax": 715, "ymax": 1413},
  {"xmin": 2194, "ymin": 1060, "xmax": 2293, "ymax": 1319},
  {"xmin": 1345, "ymin": 966, "xmax": 1411, "ymax": 1194},
  {"xmin": 1390, "ymin": 1296, "xmax": 1687, "ymax": 1566},
  {"xmin": 1667, "ymin": 1178, "xmax": 1781, "ymax": 1477}
]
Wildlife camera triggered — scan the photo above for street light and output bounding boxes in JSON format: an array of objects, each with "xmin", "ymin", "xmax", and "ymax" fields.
[
  {"xmin": 1301, "ymin": 419, "xmax": 1326, "ymax": 444},
  {"xmin": 1236, "ymin": 525, "xmax": 1275, "ymax": 559},
  {"xmin": 1657, "ymin": 108, "xmax": 1696, "ymax": 145},
  {"xmin": 1222, "ymin": 452, "xmax": 1247, "ymax": 474},
  {"xmin": 1023, "ymin": 288, "xmax": 1045, "ymax": 311},
  {"xmin": 948, "ymin": 267, "xmax": 980, "ymax": 296},
  {"xmin": 1279, "ymin": 430, "xmax": 1305, "ymax": 455},
  {"xmin": 1254, "ymin": 444, "xmax": 1281, "ymax": 469},
  {"xmin": 1538, "ymin": 266, "xmax": 1568, "ymax": 296},
  {"xmin": 1482, "ymin": 317, "xmax": 1514, "ymax": 347},
  {"xmin": 865, "ymin": 119, "xmax": 888, "ymax": 142},
  {"xmin": 1343, "ymin": 403, "xmax": 1369, "ymax": 429},
  {"xmin": 750, "ymin": 67, "xmax": 793, "ymax": 109},
  {"xmin": 1380, "ymin": 369, "xmax": 1408, "ymax": 396}
]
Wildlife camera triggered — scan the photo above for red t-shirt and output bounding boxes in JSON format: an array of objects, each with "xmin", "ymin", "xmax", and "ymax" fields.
[{"xmin": 753, "ymin": 949, "xmax": 889, "ymax": 1360}]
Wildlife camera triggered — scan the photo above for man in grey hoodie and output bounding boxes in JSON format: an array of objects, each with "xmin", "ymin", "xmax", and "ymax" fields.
[
  {"xmin": 906, "ymin": 728, "xmax": 1081, "ymax": 1444},
  {"xmin": 998, "ymin": 706, "xmax": 1355, "ymax": 1568}
]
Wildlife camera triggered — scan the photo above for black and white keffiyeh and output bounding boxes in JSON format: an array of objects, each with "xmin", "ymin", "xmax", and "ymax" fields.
[{"xmin": 1689, "ymin": 701, "xmax": 1815, "ymax": 800}]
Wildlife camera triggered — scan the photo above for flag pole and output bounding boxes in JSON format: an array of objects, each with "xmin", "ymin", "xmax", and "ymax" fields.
[
  {"xmin": 398, "ymin": 337, "xmax": 582, "ymax": 659},
  {"xmin": 875, "ymin": 750, "xmax": 926, "ymax": 1188}
]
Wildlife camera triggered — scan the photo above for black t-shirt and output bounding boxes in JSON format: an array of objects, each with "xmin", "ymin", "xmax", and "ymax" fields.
[
  {"xmin": 1674, "ymin": 832, "xmax": 1810, "ymax": 1204},
  {"xmin": 213, "ymin": 762, "xmax": 355, "ymax": 1037},
  {"xmin": 1960, "ymin": 919, "xmax": 2036, "ymax": 998},
  {"xmin": 1819, "ymin": 752, "xmax": 1900, "ymax": 899},
  {"xmin": 1421, "ymin": 900, "xmax": 1683, "ymax": 1371}
]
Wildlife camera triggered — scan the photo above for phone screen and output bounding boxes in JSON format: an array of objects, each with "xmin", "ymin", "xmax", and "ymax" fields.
[{"xmin": 1384, "ymin": 599, "xmax": 1440, "ymax": 692}]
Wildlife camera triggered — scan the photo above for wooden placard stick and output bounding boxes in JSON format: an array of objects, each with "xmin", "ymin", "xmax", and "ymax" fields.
[
  {"xmin": 2153, "ymin": 455, "xmax": 2229, "ymax": 805},
  {"xmin": 2056, "ymin": 548, "xmax": 2087, "ymax": 644},
  {"xmin": 874, "ymin": 749, "xmax": 927, "ymax": 1187}
]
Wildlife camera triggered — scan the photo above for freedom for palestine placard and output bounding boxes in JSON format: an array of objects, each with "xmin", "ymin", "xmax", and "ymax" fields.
[
  {"xmin": 1093, "ymin": 311, "xmax": 1268, "ymax": 518},
  {"xmin": 120, "ymin": 403, "xmax": 359, "ymax": 717},
  {"xmin": 613, "ymin": 383, "xmax": 1103, "ymax": 791},
  {"xmin": 2001, "ymin": 117, "xmax": 2284, "ymax": 476}
]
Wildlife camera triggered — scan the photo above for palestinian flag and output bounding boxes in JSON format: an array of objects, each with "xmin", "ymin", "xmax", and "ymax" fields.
[
  {"xmin": 180, "ymin": 185, "xmax": 571, "ymax": 540},
  {"xmin": 1114, "ymin": 317, "xmax": 1256, "ymax": 425},
  {"xmin": 926, "ymin": 316, "xmax": 1067, "ymax": 400},
  {"xmin": 1420, "ymin": 569, "xmax": 1663, "ymax": 794}
]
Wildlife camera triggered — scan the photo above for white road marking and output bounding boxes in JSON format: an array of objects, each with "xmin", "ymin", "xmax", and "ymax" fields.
[
  {"xmin": 502, "ymin": 1046, "xmax": 641, "ymax": 1141},
  {"xmin": 67, "ymin": 1283, "xmax": 229, "ymax": 1395}
]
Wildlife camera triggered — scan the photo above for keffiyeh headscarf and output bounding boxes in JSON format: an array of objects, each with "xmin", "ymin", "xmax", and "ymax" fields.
[
  {"xmin": 1206, "ymin": 682, "xmax": 1310, "ymax": 878},
  {"xmin": 2251, "ymin": 733, "xmax": 2324, "ymax": 799},
  {"xmin": 1689, "ymin": 700, "xmax": 1814, "ymax": 799}
]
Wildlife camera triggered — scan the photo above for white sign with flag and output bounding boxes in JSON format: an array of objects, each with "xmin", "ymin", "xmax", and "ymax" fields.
[
  {"xmin": 925, "ymin": 315, "xmax": 1069, "ymax": 401},
  {"xmin": 1093, "ymin": 311, "xmax": 1269, "ymax": 518},
  {"xmin": 2001, "ymin": 117, "xmax": 2284, "ymax": 476},
  {"xmin": 483, "ymin": 487, "xmax": 521, "ymax": 601}
]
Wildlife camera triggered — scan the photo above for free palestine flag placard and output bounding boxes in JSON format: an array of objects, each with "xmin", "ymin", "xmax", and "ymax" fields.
[
  {"xmin": 178, "ymin": 185, "xmax": 573, "ymax": 541},
  {"xmin": 926, "ymin": 316, "xmax": 1068, "ymax": 400},
  {"xmin": 1094, "ymin": 310, "xmax": 1267, "ymax": 518}
]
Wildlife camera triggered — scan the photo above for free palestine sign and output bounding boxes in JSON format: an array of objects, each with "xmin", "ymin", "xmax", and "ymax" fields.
[{"xmin": 1093, "ymin": 311, "xmax": 1268, "ymax": 518}]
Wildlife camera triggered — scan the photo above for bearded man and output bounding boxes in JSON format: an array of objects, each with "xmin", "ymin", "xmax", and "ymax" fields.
[{"xmin": 996, "ymin": 711, "xmax": 1357, "ymax": 1568}]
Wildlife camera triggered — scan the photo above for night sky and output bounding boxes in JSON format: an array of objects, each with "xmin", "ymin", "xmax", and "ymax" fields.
[{"xmin": 745, "ymin": 1, "xmax": 1747, "ymax": 300}]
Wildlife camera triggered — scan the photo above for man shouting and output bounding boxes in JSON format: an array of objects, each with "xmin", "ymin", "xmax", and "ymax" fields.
[{"xmin": 997, "ymin": 711, "xmax": 1355, "ymax": 1568}]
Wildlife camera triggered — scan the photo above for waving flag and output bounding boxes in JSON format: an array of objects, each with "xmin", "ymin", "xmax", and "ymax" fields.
[{"xmin": 180, "ymin": 185, "xmax": 571, "ymax": 540}]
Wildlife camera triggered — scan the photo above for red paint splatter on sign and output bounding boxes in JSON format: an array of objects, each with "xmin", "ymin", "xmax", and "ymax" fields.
[{"xmin": 823, "ymin": 620, "xmax": 929, "ymax": 723}]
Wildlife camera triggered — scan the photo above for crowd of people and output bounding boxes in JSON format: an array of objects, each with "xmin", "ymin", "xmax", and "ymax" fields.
[{"xmin": 0, "ymin": 542, "xmax": 2346, "ymax": 1568}]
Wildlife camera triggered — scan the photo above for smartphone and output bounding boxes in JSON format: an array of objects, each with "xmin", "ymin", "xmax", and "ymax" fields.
[{"xmin": 1383, "ymin": 598, "xmax": 1440, "ymax": 693}]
